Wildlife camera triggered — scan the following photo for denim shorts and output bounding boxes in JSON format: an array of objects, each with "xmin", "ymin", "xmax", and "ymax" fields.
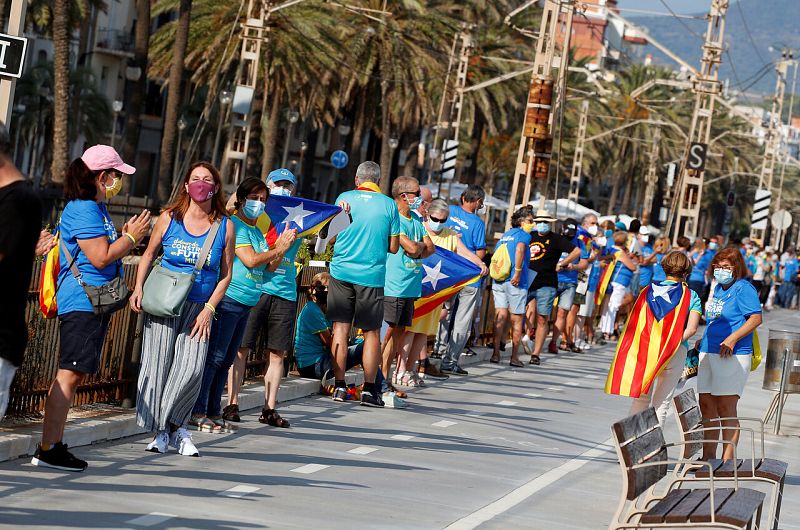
[
  {"xmin": 556, "ymin": 282, "xmax": 577, "ymax": 311},
  {"xmin": 492, "ymin": 281, "xmax": 527, "ymax": 315},
  {"xmin": 527, "ymin": 286, "xmax": 558, "ymax": 317}
]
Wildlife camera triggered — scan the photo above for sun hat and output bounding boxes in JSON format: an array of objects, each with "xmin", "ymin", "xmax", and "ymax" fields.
[
  {"xmin": 81, "ymin": 145, "xmax": 136, "ymax": 174},
  {"xmin": 532, "ymin": 208, "xmax": 556, "ymax": 223}
]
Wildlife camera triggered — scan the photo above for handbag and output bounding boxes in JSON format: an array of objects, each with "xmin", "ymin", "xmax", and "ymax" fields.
[
  {"xmin": 61, "ymin": 242, "xmax": 130, "ymax": 315},
  {"xmin": 681, "ymin": 347, "xmax": 699, "ymax": 381},
  {"xmin": 141, "ymin": 220, "xmax": 221, "ymax": 318},
  {"xmin": 751, "ymin": 329, "xmax": 762, "ymax": 372}
]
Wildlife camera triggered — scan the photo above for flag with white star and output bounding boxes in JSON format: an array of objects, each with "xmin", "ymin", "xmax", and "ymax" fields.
[
  {"xmin": 412, "ymin": 246, "xmax": 482, "ymax": 321},
  {"xmin": 605, "ymin": 281, "xmax": 692, "ymax": 398},
  {"xmin": 256, "ymin": 195, "xmax": 342, "ymax": 245}
]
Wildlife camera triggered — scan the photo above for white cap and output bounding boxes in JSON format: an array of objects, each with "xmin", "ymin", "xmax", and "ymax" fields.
[{"xmin": 638, "ymin": 226, "xmax": 649, "ymax": 235}]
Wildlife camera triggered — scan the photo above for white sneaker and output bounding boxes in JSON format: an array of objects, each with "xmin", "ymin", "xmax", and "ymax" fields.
[
  {"xmin": 521, "ymin": 335, "xmax": 533, "ymax": 355},
  {"xmin": 146, "ymin": 431, "xmax": 170, "ymax": 454},
  {"xmin": 382, "ymin": 392, "xmax": 408, "ymax": 409},
  {"xmin": 170, "ymin": 428, "xmax": 199, "ymax": 457}
]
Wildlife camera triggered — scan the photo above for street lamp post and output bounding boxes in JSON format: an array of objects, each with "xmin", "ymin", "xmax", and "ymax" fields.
[
  {"xmin": 297, "ymin": 140, "xmax": 308, "ymax": 181},
  {"xmin": 173, "ymin": 116, "xmax": 187, "ymax": 183},
  {"xmin": 212, "ymin": 90, "xmax": 232, "ymax": 167},
  {"xmin": 110, "ymin": 99, "xmax": 123, "ymax": 148},
  {"xmin": 281, "ymin": 110, "xmax": 300, "ymax": 168}
]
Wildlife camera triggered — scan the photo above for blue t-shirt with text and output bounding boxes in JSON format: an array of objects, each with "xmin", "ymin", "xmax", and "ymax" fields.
[
  {"xmin": 57, "ymin": 200, "xmax": 119, "ymax": 315},
  {"xmin": 384, "ymin": 214, "xmax": 427, "ymax": 298},
  {"xmin": 700, "ymin": 279, "xmax": 761, "ymax": 355},
  {"xmin": 782, "ymin": 258, "xmax": 798, "ymax": 283},
  {"xmin": 557, "ymin": 237, "xmax": 589, "ymax": 284},
  {"xmin": 330, "ymin": 188, "xmax": 400, "ymax": 288},
  {"xmin": 494, "ymin": 228, "xmax": 532, "ymax": 286},
  {"xmin": 445, "ymin": 204, "xmax": 486, "ymax": 287}
]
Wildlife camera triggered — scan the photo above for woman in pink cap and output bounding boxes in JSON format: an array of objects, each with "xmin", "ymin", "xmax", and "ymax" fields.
[{"xmin": 33, "ymin": 145, "xmax": 151, "ymax": 473}]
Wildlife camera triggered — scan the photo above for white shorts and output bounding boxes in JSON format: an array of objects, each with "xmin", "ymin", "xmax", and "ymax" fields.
[
  {"xmin": 696, "ymin": 352, "xmax": 751, "ymax": 397},
  {"xmin": 578, "ymin": 291, "xmax": 595, "ymax": 318}
]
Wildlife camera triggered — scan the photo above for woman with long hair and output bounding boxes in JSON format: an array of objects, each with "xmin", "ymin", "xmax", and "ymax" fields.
[
  {"xmin": 131, "ymin": 162, "xmax": 234, "ymax": 457},
  {"xmin": 696, "ymin": 246, "xmax": 762, "ymax": 461},
  {"xmin": 33, "ymin": 146, "xmax": 149, "ymax": 472},
  {"xmin": 189, "ymin": 177, "xmax": 295, "ymax": 432}
]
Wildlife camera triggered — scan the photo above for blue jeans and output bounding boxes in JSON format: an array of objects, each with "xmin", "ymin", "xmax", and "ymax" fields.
[
  {"xmin": 193, "ymin": 296, "xmax": 252, "ymax": 417},
  {"xmin": 297, "ymin": 342, "xmax": 386, "ymax": 390},
  {"xmin": 779, "ymin": 282, "xmax": 796, "ymax": 308}
]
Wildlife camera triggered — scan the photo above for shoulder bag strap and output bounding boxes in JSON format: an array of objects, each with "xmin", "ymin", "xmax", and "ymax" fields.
[
  {"xmin": 60, "ymin": 238, "xmax": 84, "ymax": 287},
  {"xmin": 192, "ymin": 219, "xmax": 222, "ymax": 276}
]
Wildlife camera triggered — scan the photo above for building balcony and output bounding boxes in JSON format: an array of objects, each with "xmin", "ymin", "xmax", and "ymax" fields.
[{"xmin": 94, "ymin": 29, "xmax": 134, "ymax": 58}]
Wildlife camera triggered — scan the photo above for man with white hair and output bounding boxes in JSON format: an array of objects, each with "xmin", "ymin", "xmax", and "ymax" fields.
[{"xmin": 328, "ymin": 161, "xmax": 400, "ymax": 407}]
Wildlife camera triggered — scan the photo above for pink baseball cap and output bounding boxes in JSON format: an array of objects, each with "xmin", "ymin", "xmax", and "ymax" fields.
[{"xmin": 81, "ymin": 145, "xmax": 136, "ymax": 174}]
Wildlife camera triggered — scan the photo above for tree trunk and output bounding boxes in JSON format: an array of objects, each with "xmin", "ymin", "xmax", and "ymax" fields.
[
  {"xmin": 121, "ymin": 0, "xmax": 151, "ymax": 182},
  {"xmin": 466, "ymin": 111, "xmax": 485, "ymax": 185},
  {"xmin": 157, "ymin": 0, "xmax": 191, "ymax": 204},
  {"xmin": 620, "ymin": 172, "xmax": 633, "ymax": 214},
  {"xmin": 350, "ymin": 89, "xmax": 368, "ymax": 164},
  {"xmin": 379, "ymin": 81, "xmax": 392, "ymax": 194},
  {"xmin": 260, "ymin": 84, "xmax": 282, "ymax": 177},
  {"xmin": 605, "ymin": 142, "xmax": 628, "ymax": 215},
  {"xmin": 248, "ymin": 45, "xmax": 272, "ymax": 177},
  {"xmin": 0, "ymin": 0, "xmax": 6, "ymax": 32},
  {"xmin": 50, "ymin": 0, "xmax": 70, "ymax": 184}
]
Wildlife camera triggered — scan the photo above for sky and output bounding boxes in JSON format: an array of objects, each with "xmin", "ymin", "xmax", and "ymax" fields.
[{"xmin": 616, "ymin": 0, "xmax": 704, "ymax": 15}]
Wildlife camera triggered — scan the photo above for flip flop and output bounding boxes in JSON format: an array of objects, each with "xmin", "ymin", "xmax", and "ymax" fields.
[
  {"xmin": 529, "ymin": 355, "xmax": 541, "ymax": 366},
  {"xmin": 509, "ymin": 360, "xmax": 525, "ymax": 368},
  {"xmin": 489, "ymin": 357, "xmax": 500, "ymax": 364}
]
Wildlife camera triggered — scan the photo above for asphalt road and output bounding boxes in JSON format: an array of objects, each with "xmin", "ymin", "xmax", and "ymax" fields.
[{"xmin": 0, "ymin": 310, "xmax": 798, "ymax": 530}]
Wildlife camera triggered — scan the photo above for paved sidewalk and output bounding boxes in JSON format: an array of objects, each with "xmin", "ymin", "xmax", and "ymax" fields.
[{"xmin": 0, "ymin": 311, "xmax": 797, "ymax": 529}]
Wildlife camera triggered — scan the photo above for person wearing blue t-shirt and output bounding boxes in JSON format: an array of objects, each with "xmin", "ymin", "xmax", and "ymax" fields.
[
  {"xmin": 696, "ymin": 247, "xmax": 762, "ymax": 461},
  {"xmin": 550, "ymin": 217, "xmax": 590, "ymax": 354},
  {"xmin": 133, "ymin": 162, "xmax": 235, "ymax": 459},
  {"xmin": 490, "ymin": 206, "xmax": 534, "ymax": 367},
  {"xmin": 191, "ymin": 177, "xmax": 297, "ymax": 432},
  {"xmin": 328, "ymin": 161, "xmax": 400, "ymax": 407},
  {"xmin": 381, "ymin": 177, "xmax": 434, "ymax": 388},
  {"xmin": 778, "ymin": 252, "xmax": 798, "ymax": 308},
  {"xmin": 565, "ymin": 214, "xmax": 600, "ymax": 352},
  {"xmin": 231, "ymin": 169, "xmax": 301, "ymax": 427},
  {"xmin": 688, "ymin": 236, "xmax": 718, "ymax": 298},
  {"xmin": 436, "ymin": 185, "xmax": 487, "ymax": 376},
  {"xmin": 35, "ymin": 146, "xmax": 148, "ymax": 473}
]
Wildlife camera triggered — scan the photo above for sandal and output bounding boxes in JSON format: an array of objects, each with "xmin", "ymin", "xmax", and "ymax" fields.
[
  {"xmin": 400, "ymin": 371, "xmax": 418, "ymax": 387},
  {"xmin": 188, "ymin": 415, "xmax": 222, "ymax": 433},
  {"xmin": 509, "ymin": 360, "xmax": 525, "ymax": 368},
  {"xmin": 528, "ymin": 355, "xmax": 541, "ymax": 366},
  {"xmin": 222, "ymin": 404, "xmax": 240, "ymax": 423},
  {"xmin": 208, "ymin": 416, "xmax": 238, "ymax": 433},
  {"xmin": 258, "ymin": 407, "xmax": 290, "ymax": 428},
  {"xmin": 567, "ymin": 342, "xmax": 582, "ymax": 353},
  {"xmin": 489, "ymin": 357, "xmax": 500, "ymax": 364},
  {"xmin": 386, "ymin": 384, "xmax": 407, "ymax": 399}
]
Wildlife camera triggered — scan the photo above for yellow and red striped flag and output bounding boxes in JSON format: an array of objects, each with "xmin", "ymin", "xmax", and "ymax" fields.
[
  {"xmin": 605, "ymin": 281, "xmax": 691, "ymax": 398},
  {"xmin": 594, "ymin": 251, "xmax": 619, "ymax": 306}
]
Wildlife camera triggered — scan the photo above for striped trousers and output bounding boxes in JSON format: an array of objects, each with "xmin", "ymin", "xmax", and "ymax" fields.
[{"xmin": 136, "ymin": 302, "xmax": 209, "ymax": 432}]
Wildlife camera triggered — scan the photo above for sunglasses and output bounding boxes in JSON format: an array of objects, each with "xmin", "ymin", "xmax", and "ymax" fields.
[{"xmin": 429, "ymin": 215, "xmax": 447, "ymax": 223}]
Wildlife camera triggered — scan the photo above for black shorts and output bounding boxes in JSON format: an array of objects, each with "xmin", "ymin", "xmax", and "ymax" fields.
[
  {"xmin": 240, "ymin": 293, "xmax": 296, "ymax": 352},
  {"xmin": 383, "ymin": 296, "xmax": 416, "ymax": 327},
  {"xmin": 58, "ymin": 311, "xmax": 111, "ymax": 374},
  {"xmin": 327, "ymin": 277, "xmax": 384, "ymax": 331}
]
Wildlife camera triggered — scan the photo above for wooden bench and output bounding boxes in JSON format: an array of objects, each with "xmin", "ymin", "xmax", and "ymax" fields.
[
  {"xmin": 610, "ymin": 407, "xmax": 766, "ymax": 529},
  {"xmin": 672, "ymin": 389, "xmax": 788, "ymax": 530}
]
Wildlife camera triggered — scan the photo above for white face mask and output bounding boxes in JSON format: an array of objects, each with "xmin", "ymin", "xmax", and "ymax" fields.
[
  {"xmin": 596, "ymin": 236, "xmax": 608, "ymax": 247},
  {"xmin": 270, "ymin": 186, "xmax": 292, "ymax": 197},
  {"xmin": 587, "ymin": 225, "xmax": 598, "ymax": 236},
  {"xmin": 639, "ymin": 235, "xmax": 649, "ymax": 244}
]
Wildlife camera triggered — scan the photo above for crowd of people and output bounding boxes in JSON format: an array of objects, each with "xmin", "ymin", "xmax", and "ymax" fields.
[{"xmin": 0, "ymin": 131, "xmax": 792, "ymax": 473}]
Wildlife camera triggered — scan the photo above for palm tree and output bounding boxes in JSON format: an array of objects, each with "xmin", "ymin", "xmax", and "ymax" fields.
[
  {"xmin": 157, "ymin": 0, "xmax": 191, "ymax": 203},
  {"xmin": 50, "ymin": 0, "xmax": 70, "ymax": 183}
]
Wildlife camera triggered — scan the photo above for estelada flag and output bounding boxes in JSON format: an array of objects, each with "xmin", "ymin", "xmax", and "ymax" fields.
[
  {"xmin": 255, "ymin": 195, "xmax": 341, "ymax": 246},
  {"xmin": 39, "ymin": 229, "xmax": 60, "ymax": 318},
  {"xmin": 605, "ymin": 281, "xmax": 692, "ymax": 398},
  {"xmin": 594, "ymin": 251, "xmax": 620, "ymax": 306},
  {"xmin": 412, "ymin": 246, "xmax": 482, "ymax": 321}
]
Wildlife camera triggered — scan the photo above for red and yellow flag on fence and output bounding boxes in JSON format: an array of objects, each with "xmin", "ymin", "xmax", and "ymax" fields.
[
  {"xmin": 605, "ymin": 281, "xmax": 691, "ymax": 398},
  {"xmin": 594, "ymin": 251, "xmax": 619, "ymax": 306}
]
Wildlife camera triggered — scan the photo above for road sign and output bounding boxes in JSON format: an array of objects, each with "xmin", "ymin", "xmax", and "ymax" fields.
[
  {"xmin": 686, "ymin": 142, "xmax": 707, "ymax": 171},
  {"xmin": 0, "ymin": 33, "xmax": 27, "ymax": 79},
  {"xmin": 750, "ymin": 188, "xmax": 771, "ymax": 230},
  {"xmin": 440, "ymin": 140, "xmax": 458, "ymax": 180},
  {"xmin": 330, "ymin": 150, "xmax": 348, "ymax": 169},
  {"xmin": 771, "ymin": 209, "xmax": 792, "ymax": 230}
]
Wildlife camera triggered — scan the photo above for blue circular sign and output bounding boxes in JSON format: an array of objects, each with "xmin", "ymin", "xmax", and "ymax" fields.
[{"xmin": 331, "ymin": 150, "xmax": 349, "ymax": 169}]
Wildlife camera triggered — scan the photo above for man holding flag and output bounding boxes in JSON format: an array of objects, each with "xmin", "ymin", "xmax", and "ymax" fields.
[
  {"xmin": 328, "ymin": 161, "xmax": 400, "ymax": 407},
  {"xmin": 605, "ymin": 251, "xmax": 702, "ymax": 426},
  {"xmin": 381, "ymin": 177, "xmax": 434, "ymax": 388}
]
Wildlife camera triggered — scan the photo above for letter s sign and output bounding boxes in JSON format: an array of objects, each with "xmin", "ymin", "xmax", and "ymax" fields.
[{"xmin": 687, "ymin": 142, "xmax": 707, "ymax": 171}]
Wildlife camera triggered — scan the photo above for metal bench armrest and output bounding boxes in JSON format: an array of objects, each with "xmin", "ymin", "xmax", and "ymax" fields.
[
  {"xmin": 685, "ymin": 425, "xmax": 760, "ymax": 464},
  {"xmin": 630, "ymin": 459, "xmax": 719, "ymax": 522},
  {"xmin": 706, "ymin": 416, "xmax": 766, "ymax": 457},
  {"xmin": 665, "ymin": 440, "xmax": 739, "ymax": 487}
]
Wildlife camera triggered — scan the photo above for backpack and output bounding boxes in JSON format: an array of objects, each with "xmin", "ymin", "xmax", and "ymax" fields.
[
  {"xmin": 39, "ymin": 229, "xmax": 60, "ymax": 319},
  {"xmin": 489, "ymin": 243, "xmax": 512, "ymax": 281}
]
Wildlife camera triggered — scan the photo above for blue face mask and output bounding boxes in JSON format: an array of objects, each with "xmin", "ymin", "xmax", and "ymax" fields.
[
  {"xmin": 242, "ymin": 199, "xmax": 266, "ymax": 219},
  {"xmin": 270, "ymin": 186, "xmax": 291, "ymax": 197},
  {"xmin": 428, "ymin": 220, "xmax": 443, "ymax": 232},
  {"xmin": 536, "ymin": 222, "xmax": 550, "ymax": 234},
  {"xmin": 713, "ymin": 268, "xmax": 734, "ymax": 285},
  {"xmin": 708, "ymin": 242, "xmax": 718, "ymax": 251},
  {"xmin": 605, "ymin": 229, "xmax": 613, "ymax": 238},
  {"xmin": 407, "ymin": 194, "xmax": 423, "ymax": 210}
]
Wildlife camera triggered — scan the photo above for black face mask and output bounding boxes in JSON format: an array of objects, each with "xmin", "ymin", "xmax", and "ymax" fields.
[
  {"xmin": 564, "ymin": 228, "xmax": 576, "ymax": 239},
  {"xmin": 314, "ymin": 288, "xmax": 327, "ymax": 306}
]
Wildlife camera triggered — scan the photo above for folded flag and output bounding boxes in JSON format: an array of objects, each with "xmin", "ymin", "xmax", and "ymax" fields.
[
  {"xmin": 605, "ymin": 281, "xmax": 691, "ymax": 398},
  {"xmin": 594, "ymin": 251, "xmax": 619, "ymax": 306},
  {"xmin": 255, "ymin": 195, "xmax": 342, "ymax": 246},
  {"xmin": 413, "ymin": 246, "xmax": 482, "ymax": 320}
]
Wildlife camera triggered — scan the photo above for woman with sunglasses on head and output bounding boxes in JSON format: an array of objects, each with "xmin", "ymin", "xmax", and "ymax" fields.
[
  {"xmin": 696, "ymin": 246, "xmax": 762, "ymax": 461},
  {"xmin": 33, "ymin": 146, "xmax": 150, "ymax": 472},
  {"xmin": 189, "ymin": 177, "xmax": 296, "ymax": 433},
  {"xmin": 132, "ymin": 162, "xmax": 234, "ymax": 458}
]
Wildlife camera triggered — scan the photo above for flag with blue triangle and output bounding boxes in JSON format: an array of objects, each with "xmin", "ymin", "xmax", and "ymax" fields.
[
  {"xmin": 255, "ymin": 195, "xmax": 342, "ymax": 245},
  {"xmin": 413, "ymin": 246, "xmax": 482, "ymax": 319}
]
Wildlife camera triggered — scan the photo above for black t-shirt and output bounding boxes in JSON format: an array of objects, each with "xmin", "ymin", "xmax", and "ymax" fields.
[
  {"xmin": 528, "ymin": 232, "xmax": 576, "ymax": 289},
  {"xmin": 0, "ymin": 180, "xmax": 42, "ymax": 366}
]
